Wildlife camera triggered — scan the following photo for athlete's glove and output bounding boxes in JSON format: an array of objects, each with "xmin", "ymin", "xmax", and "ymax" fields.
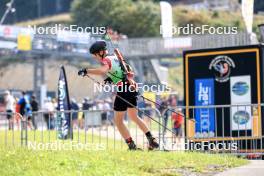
[
  {"xmin": 104, "ymin": 77, "xmax": 113, "ymax": 84},
  {"xmin": 78, "ymin": 68, "xmax": 87, "ymax": 77}
]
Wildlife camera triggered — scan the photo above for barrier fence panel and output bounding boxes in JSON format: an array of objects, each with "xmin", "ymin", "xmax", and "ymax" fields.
[
  {"xmin": 162, "ymin": 104, "xmax": 264, "ymax": 159},
  {"xmin": 0, "ymin": 108, "xmax": 162, "ymax": 151},
  {"xmin": 0, "ymin": 104, "xmax": 263, "ymax": 159}
]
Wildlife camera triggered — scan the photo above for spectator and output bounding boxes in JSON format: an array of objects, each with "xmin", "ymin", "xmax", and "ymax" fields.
[
  {"xmin": 25, "ymin": 96, "xmax": 33, "ymax": 129},
  {"xmin": 52, "ymin": 98, "xmax": 58, "ymax": 110},
  {"xmin": 4, "ymin": 90, "xmax": 15, "ymax": 130},
  {"xmin": 17, "ymin": 91, "xmax": 27, "ymax": 118},
  {"xmin": 82, "ymin": 97, "xmax": 94, "ymax": 129},
  {"xmin": 102, "ymin": 99, "xmax": 111, "ymax": 129},
  {"xmin": 30, "ymin": 95, "xmax": 39, "ymax": 130},
  {"xmin": 43, "ymin": 97, "xmax": 55, "ymax": 130},
  {"xmin": 14, "ymin": 97, "xmax": 20, "ymax": 130},
  {"xmin": 137, "ymin": 98, "xmax": 146, "ymax": 119},
  {"xmin": 77, "ymin": 103, "xmax": 84, "ymax": 129},
  {"xmin": 82, "ymin": 97, "xmax": 93, "ymax": 111},
  {"xmin": 172, "ymin": 109, "xmax": 184, "ymax": 144},
  {"xmin": 97, "ymin": 100, "xmax": 104, "ymax": 110},
  {"xmin": 70, "ymin": 98, "xmax": 79, "ymax": 129},
  {"xmin": 17, "ymin": 91, "xmax": 33, "ymax": 129},
  {"xmin": 168, "ymin": 95, "xmax": 177, "ymax": 107},
  {"xmin": 159, "ymin": 97, "xmax": 169, "ymax": 134},
  {"xmin": 96, "ymin": 100, "xmax": 105, "ymax": 126},
  {"xmin": 106, "ymin": 97, "xmax": 114, "ymax": 126}
]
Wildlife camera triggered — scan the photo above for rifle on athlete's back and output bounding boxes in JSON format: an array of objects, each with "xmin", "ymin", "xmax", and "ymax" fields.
[{"xmin": 114, "ymin": 48, "xmax": 137, "ymax": 89}]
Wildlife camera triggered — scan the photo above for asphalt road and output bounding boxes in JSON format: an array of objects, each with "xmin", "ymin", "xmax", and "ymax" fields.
[{"xmin": 215, "ymin": 160, "xmax": 264, "ymax": 176}]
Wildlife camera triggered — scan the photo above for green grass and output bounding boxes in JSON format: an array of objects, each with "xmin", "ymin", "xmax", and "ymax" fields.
[
  {"xmin": 0, "ymin": 146, "xmax": 248, "ymax": 176},
  {"xmin": 0, "ymin": 130, "xmax": 248, "ymax": 176}
]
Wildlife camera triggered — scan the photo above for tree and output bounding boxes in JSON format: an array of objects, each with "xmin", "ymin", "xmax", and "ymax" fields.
[{"xmin": 71, "ymin": 0, "xmax": 161, "ymax": 37}]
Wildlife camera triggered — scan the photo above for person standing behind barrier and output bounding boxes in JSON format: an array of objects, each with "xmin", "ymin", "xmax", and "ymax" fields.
[
  {"xmin": 43, "ymin": 97, "xmax": 55, "ymax": 130},
  {"xmin": 82, "ymin": 97, "xmax": 93, "ymax": 111},
  {"xmin": 82, "ymin": 98, "xmax": 89, "ymax": 113},
  {"xmin": 70, "ymin": 98, "xmax": 79, "ymax": 129},
  {"xmin": 97, "ymin": 100, "xmax": 105, "ymax": 127},
  {"xmin": 158, "ymin": 97, "xmax": 169, "ymax": 134},
  {"xmin": 14, "ymin": 97, "xmax": 20, "ymax": 130},
  {"xmin": 77, "ymin": 103, "xmax": 83, "ymax": 129},
  {"xmin": 169, "ymin": 95, "xmax": 177, "ymax": 107},
  {"xmin": 172, "ymin": 110, "xmax": 184, "ymax": 144},
  {"xmin": 17, "ymin": 91, "xmax": 33, "ymax": 129},
  {"xmin": 137, "ymin": 98, "xmax": 146, "ymax": 119},
  {"xmin": 138, "ymin": 98, "xmax": 153, "ymax": 128},
  {"xmin": 17, "ymin": 91, "xmax": 27, "ymax": 118},
  {"xmin": 25, "ymin": 96, "xmax": 33, "ymax": 129},
  {"xmin": 102, "ymin": 99, "xmax": 111, "ymax": 129},
  {"xmin": 82, "ymin": 97, "xmax": 92, "ymax": 129},
  {"xmin": 4, "ymin": 90, "xmax": 15, "ymax": 130},
  {"xmin": 144, "ymin": 102, "xmax": 152, "ymax": 128},
  {"xmin": 30, "ymin": 95, "xmax": 39, "ymax": 130}
]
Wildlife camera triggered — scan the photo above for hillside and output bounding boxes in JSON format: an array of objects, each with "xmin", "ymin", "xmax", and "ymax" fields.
[
  {"xmin": 173, "ymin": 6, "xmax": 264, "ymax": 36},
  {"xmin": 15, "ymin": 6, "xmax": 264, "ymax": 36}
]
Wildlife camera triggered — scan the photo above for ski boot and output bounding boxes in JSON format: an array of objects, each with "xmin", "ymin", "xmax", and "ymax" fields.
[
  {"xmin": 147, "ymin": 137, "xmax": 159, "ymax": 150},
  {"xmin": 128, "ymin": 141, "xmax": 142, "ymax": 151}
]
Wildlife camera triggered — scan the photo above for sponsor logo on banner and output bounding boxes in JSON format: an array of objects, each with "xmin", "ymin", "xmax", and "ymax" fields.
[
  {"xmin": 209, "ymin": 55, "xmax": 235, "ymax": 83},
  {"xmin": 195, "ymin": 79, "xmax": 215, "ymax": 138},
  {"xmin": 232, "ymin": 81, "xmax": 249, "ymax": 96},
  {"xmin": 233, "ymin": 111, "xmax": 250, "ymax": 125},
  {"xmin": 230, "ymin": 76, "xmax": 252, "ymax": 131},
  {"xmin": 57, "ymin": 66, "xmax": 72, "ymax": 139},
  {"xmin": 0, "ymin": 25, "xmax": 34, "ymax": 39}
]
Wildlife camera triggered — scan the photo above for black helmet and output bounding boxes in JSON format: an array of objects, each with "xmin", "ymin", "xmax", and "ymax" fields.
[{"xmin": 89, "ymin": 40, "xmax": 107, "ymax": 54}]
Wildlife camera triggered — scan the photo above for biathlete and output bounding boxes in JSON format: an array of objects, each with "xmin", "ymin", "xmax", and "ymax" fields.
[{"xmin": 78, "ymin": 40, "xmax": 159, "ymax": 150}]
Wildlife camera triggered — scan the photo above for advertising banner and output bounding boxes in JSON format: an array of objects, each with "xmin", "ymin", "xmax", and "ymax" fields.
[
  {"xmin": 242, "ymin": 0, "xmax": 254, "ymax": 33},
  {"xmin": 160, "ymin": 1, "xmax": 173, "ymax": 38},
  {"xmin": 195, "ymin": 79, "xmax": 215, "ymax": 138},
  {"xmin": 17, "ymin": 34, "xmax": 32, "ymax": 51},
  {"xmin": 57, "ymin": 66, "xmax": 72, "ymax": 139},
  {"xmin": 230, "ymin": 75, "xmax": 252, "ymax": 130}
]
